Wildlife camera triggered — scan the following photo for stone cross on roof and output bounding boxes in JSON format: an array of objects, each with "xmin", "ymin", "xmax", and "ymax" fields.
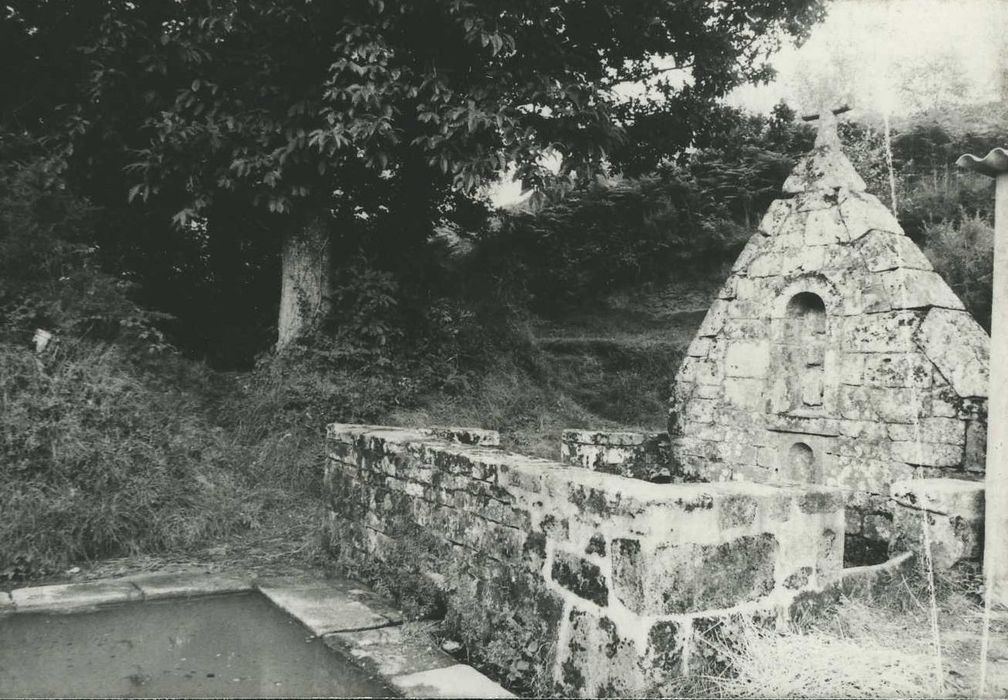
[
  {"xmin": 800, "ymin": 104, "xmax": 851, "ymax": 149},
  {"xmin": 781, "ymin": 103, "xmax": 864, "ymax": 194}
]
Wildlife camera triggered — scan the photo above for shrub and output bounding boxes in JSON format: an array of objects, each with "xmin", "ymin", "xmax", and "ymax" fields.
[
  {"xmin": 898, "ymin": 169, "xmax": 994, "ymax": 240},
  {"xmin": 468, "ymin": 104, "xmax": 815, "ymax": 315},
  {"xmin": 474, "ymin": 175, "xmax": 751, "ymax": 314},
  {"xmin": 0, "ymin": 138, "xmax": 265, "ymax": 580},
  {"xmin": 921, "ymin": 214, "xmax": 994, "ymax": 330},
  {"xmin": 889, "ymin": 120, "xmax": 998, "ymax": 239},
  {"xmin": 0, "ymin": 340, "xmax": 259, "ymax": 580},
  {"xmin": 0, "ymin": 135, "xmax": 169, "ymax": 352}
]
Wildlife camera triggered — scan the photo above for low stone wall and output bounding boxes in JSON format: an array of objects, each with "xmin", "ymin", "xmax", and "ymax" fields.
[
  {"xmin": 559, "ymin": 430, "xmax": 672, "ymax": 482},
  {"xmin": 889, "ymin": 477, "xmax": 984, "ymax": 570},
  {"xmin": 324, "ymin": 424, "xmax": 845, "ymax": 696}
]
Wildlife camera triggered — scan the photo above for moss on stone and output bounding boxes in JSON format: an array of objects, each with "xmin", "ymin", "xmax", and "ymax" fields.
[{"xmin": 551, "ymin": 550, "xmax": 609, "ymax": 606}]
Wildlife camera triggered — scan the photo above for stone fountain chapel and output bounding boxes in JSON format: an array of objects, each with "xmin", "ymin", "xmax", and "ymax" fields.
[
  {"xmin": 666, "ymin": 109, "xmax": 990, "ymax": 562},
  {"xmin": 324, "ymin": 110, "xmax": 990, "ymax": 696}
]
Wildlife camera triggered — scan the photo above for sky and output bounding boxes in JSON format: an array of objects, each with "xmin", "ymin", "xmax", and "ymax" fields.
[
  {"xmin": 488, "ymin": 0, "xmax": 1007, "ymax": 207},
  {"xmin": 727, "ymin": 0, "xmax": 1008, "ymax": 117}
]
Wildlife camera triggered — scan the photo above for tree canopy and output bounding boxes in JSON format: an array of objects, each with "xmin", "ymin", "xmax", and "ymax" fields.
[{"xmin": 3, "ymin": 0, "xmax": 827, "ymax": 358}]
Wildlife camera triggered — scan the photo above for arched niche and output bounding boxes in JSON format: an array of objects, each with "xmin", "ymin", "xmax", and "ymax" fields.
[
  {"xmin": 786, "ymin": 291, "xmax": 826, "ymax": 330},
  {"xmin": 787, "ymin": 441, "xmax": 816, "ymax": 481},
  {"xmin": 780, "ymin": 290, "xmax": 828, "ymax": 411},
  {"xmin": 770, "ymin": 275, "xmax": 841, "ymax": 319},
  {"xmin": 773, "ymin": 438, "xmax": 824, "ymax": 485}
]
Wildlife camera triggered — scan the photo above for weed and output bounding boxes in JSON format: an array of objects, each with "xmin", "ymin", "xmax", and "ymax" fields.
[{"xmin": 0, "ymin": 340, "xmax": 258, "ymax": 579}]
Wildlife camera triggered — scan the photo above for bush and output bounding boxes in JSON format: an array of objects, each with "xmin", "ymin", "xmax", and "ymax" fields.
[
  {"xmin": 889, "ymin": 120, "xmax": 998, "ymax": 239},
  {"xmin": 898, "ymin": 169, "xmax": 994, "ymax": 241},
  {"xmin": 0, "ymin": 138, "xmax": 269, "ymax": 580},
  {"xmin": 0, "ymin": 341, "xmax": 259, "ymax": 580},
  {"xmin": 474, "ymin": 175, "xmax": 751, "ymax": 314},
  {"xmin": 468, "ymin": 104, "xmax": 814, "ymax": 315},
  {"xmin": 0, "ymin": 135, "xmax": 169, "ymax": 352},
  {"xmin": 921, "ymin": 214, "xmax": 994, "ymax": 330}
]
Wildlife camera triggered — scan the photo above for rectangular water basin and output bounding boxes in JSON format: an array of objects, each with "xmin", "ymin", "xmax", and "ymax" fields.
[{"xmin": 0, "ymin": 591, "xmax": 395, "ymax": 698}]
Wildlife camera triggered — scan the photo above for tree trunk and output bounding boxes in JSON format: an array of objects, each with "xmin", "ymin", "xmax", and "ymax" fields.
[{"xmin": 277, "ymin": 217, "xmax": 331, "ymax": 351}]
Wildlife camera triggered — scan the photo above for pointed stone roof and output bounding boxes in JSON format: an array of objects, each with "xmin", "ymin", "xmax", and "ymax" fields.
[
  {"xmin": 670, "ymin": 113, "xmax": 990, "ymax": 497},
  {"xmin": 744, "ymin": 114, "xmax": 987, "ymax": 397}
]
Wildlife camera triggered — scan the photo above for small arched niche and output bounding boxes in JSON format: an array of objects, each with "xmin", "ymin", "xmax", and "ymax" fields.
[
  {"xmin": 786, "ymin": 441, "xmax": 816, "ymax": 482},
  {"xmin": 786, "ymin": 292, "xmax": 827, "ymax": 334}
]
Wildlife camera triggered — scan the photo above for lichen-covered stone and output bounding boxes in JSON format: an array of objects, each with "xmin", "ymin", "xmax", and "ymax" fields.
[
  {"xmin": 758, "ymin": 198, "xmax": 794, "ymax": 236},
  {"xmin": 644, "ymin": 621, "xmax": 684, "ymax": 679},
  {"xmin": 838, "ymin": 191, "xmax": 901, "ymax": 239},
  {"xmin": 915, "ymin": 307, "xmax": 990, "ymax": 398},
  {"xmin": 887, "ymin": 417, "xmax": 964, "ymax": 445},
  {"xmin": 843, "ymin": 311, "xmax": 922, "ymax": 353},
  {"xmin": 784, "ymin": 566, "xmax": 813, "ymax": 589},
  {"xmin": 964, "ymin": 421, "xmax": 987, "ymax": 472},
  {"xmin": 613, "ymin": 534, "xmax": 779, "ymax": 615},
  {"xmin": 879, "ymin": 269, "xmax": 964, "ymax": 311},
  {"xmin": 327, "ymin": 425, "xmax": 854, "ymax": 697},
  {"xmin": 890, "ymin": 507, "xmax": 982, "ymax": 570},
  {"xmin": 724, "ymin": 341, "xmax": 771, "ymax": 378},
  {"xmin": 559, "ymin": 430, "xmax": 673, "ymax": 482},
  {"xmin": 798, "ymin": 490, "xmax": 844, "ymax": 514},
  {"xmin": 551, "ymin": 550, "xmax": 609, "ymax": 606},
  {"xmin": 783, "ymin": 146, "xmax": 866, "ymax": 194},
  {"xmin": 555, "ymin": 608, "xmax": 642, "ymax": 697},
  {"xmin": 856, "ymin": 230, "xmax": 934, "ymax": 272},
  {"xmin": 718, "ymin": 495, "xmax": 758, "ymax": 529},
  {"xmin": 890, "ymin": 478, "xmax": 984, "ymax": 520}
]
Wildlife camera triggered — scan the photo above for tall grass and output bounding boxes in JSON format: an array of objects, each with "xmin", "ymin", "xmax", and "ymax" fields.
[
  {"xmin": 715, "ymin": 613, "xmax": 939, "ymax": 698},
  {"xmin": 0, "ymin": 340, "xmax": 263, "ymax": 579},
  {"xmin": 716, "ymin": 565, "xmax": 989, "ymax": 698}
]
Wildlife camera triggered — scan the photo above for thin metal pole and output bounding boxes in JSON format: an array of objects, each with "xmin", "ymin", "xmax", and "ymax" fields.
[
  {"xmin": 988, "ymin": 171, "xmax": 1008, "ymax": 602},
  {"xmin": 957, "ymin": 149, "xmax": 1008, "ymax": 605},
  {"xmin": 957, "ymin": 149, "xmax": 1007, "ymax": 696}
]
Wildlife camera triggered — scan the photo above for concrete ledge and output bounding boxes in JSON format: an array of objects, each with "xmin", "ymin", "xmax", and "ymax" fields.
[
  {"xmin": 257, "ymin": 579, "xmax": 402, "ymax": 636},
  {"xmin": 391, "ymin": 664, "xmax": 515, "ymax": 698},
  {"xmin": 326, "ymin": 423, "xmax": 500, "ymax": 448},
  {"xmin": 123, "ymin": 572, "xmax": 252, "ymax": 600},
  {"xmin": 324, "ymin": 624, "xmax": 456, "ymax": 678},
  {"xmin": 425, "ymin": 426, "xmax": 501, "ymax": 447},
  {"xmin": 561, "ymin": 429, "xmax": 656, "ymax": 446},
  {"xmin": 9, "ymin": 580, "xmax": 142, "ymax": 612}
]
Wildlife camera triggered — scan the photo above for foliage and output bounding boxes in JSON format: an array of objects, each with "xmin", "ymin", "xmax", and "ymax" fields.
[
  {"xmin": 0, "ymin": 136, "xmax": 169, "ymax": 353},
  {"xmin": 922, "ymin": 215, "xmax": 994, "ymax": 331},
  {"xmin": 471, "ymin": 104, "xmax": 812, "ymax": 314},
  {"xmin": 838, "ymin": 120, "xmax": 894, "ymax": 208},
  {"xmin": 444, "ymin": 572, "xmax": 559, "ymax": 698},
  {"xmin": 0, "ymin": 341, "xmax": 259, "ymax": 580},
  {"xmin": 4, "ymin": 0, "xmax": 826, "ymax": 361},
  {"xmin": 327, "ymin": 523, "xmax": 448, "ymax": 621},
  {"xmin": 687, "ymin": 102, "xmax": 815, "ymax": 223},
  {"xmin": 475, "ymin": 176, "xmax": 743, "ymax": 314},
  {"xmin": 0, "ymin": 142, "xmax": 307, "ymax": 578}
]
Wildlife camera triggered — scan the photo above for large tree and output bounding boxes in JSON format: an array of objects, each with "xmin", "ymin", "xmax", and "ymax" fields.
[{"xmin": 6, "ymin": 0, "xmax": 826, "ymax": 349}]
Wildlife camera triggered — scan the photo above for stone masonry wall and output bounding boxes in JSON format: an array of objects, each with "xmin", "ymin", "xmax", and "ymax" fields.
[
  {"xmin": 559, "ymin": 430, "xmax": 672, "ymax": 482},
  {"xmin": 325, "ymin": 424, "xmax": 845, "ymax": 696},
  {"xmin": 889, "ymin": 477, "xmax": 985, "ymax": 570}
]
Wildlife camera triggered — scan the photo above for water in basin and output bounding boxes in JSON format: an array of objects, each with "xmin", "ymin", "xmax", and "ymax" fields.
[{"xmin": 0, "ymin": 592, "xmax": 394, "ymax": 698}]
